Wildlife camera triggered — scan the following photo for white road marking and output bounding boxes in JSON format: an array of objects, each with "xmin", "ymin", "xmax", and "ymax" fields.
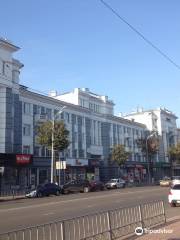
[
  {"xmin": 87, "ymin": 205, "xmax": 94, "ymax": 208},
  {"xmin": 0, "ymin": 188, "xmax": 162, "ymax": 213},
  {"xmin": 43, "ymin": 212, "xmax": 54, "ymax": 216}
]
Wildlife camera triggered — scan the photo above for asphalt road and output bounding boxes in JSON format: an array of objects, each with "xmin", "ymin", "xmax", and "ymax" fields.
[{"xmin": 0, "ymin": 186, "xmax": 178, "ymax": 234}]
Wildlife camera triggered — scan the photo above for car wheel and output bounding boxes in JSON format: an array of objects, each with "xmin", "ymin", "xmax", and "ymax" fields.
[
  {"xmin": 37, "ymin": 192, "xmax": 43, "ymax": 198},
  {"xmin": 56, "ymin": 190, "xmax": 60, "ymax": 196},
  {"xmin": 83, "ymin": 187, "xmax": 89, "ymax": 193},
  {"xmin": 62, "ymin": 189, "xmax": 68, "ymax": 194},
  {"xmin": 170, "ymin": 202, "xmax": 176, "ymax": 207},
  {"xmin": 123, "ymin": 184, "xmax": 125, "ymax": 188}
]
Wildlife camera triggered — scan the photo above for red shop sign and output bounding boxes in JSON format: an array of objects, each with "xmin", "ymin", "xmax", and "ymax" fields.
[{"xmin": 16, "ymin": 154, "xmax": 32, "ymax": 164}]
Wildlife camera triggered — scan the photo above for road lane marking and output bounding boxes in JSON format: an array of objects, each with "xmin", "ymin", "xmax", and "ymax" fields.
[
  {"xmin": 0, "ymin": 188, "xmax": 163, "ymax": 213},
  {"xmin": 87, "ymin": 205, "xmax": 94, "ymax": 208},
  {"xmin": 43, "ymin": 212, "xmax": 55, "ymax": 216}
]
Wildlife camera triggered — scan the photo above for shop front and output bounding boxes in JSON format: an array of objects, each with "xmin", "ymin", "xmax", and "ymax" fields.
[
  {"xmin": 125, "ymin": 162, "xmax": 148, "ymax": 183},
  {"xmin": 152, "ymin": 162, "xmax": 171, "ymax": 180},
  {"xmin": 172, "ymin": 163, "xmax": 180, "ymax": 176},
  {"xmin": 87, "ymin": 159, "xmax": 100, "ymax": 181},
  {"xmin": 0, "ymin": 153, "xmax": 33, "ymax": 191},
  {"xmin": 65, "ymin": 158, "xmax": 88, "ymax": 182}
]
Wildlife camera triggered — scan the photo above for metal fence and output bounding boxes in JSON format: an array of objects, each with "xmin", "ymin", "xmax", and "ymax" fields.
[
  {"xmin": 0, "ymin": 189, "xmax": 25, "ymax": 198},
  {"xmin": 0, "ymin": 200, "xmax": 166, "ymax": 240}
]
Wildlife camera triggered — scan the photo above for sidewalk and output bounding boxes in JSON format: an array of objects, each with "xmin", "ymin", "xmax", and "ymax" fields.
[
  {"xmin": 137, "ymin": 219, "xmax": 180, "ymax": 240},
  {"xmin": 0, "ymin": 195, "xmax": 25, "ymax": 201}
]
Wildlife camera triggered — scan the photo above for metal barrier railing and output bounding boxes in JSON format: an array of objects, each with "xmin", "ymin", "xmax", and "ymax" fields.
[
  {"xmin": 0, "ymin": 200, "xmax": 166, "ymax": 240},
  {"xmin": 0, "ymin": 190, "xmax": 25, "ymax": 198}
]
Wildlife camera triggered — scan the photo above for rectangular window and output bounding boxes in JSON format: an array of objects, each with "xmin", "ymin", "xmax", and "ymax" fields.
[
  {"xmin": 74, "ymin": 132, "xmax": 78, "ymax": 142},
  {"xmin": 41, "ymin": 107, "xmax": 45, "ymax": 115},
  {"xmin": 89, "ymin": 103, "xmax": 93, "ymax": 110},
  {"xmin": 23, "ymin": 124, "xmax": 31, "ymax": 136},
  {"xmin": 41, "ymin": 146, "xmax": 45, "ymax": 157},
  {"xmin": 23, "ymin": 145, "xmax": 30, "ymax": 154},
  {"xmin": 46, "ymin": 108, "xmax": 52, "ymax": 120},
  {"xmin": 72, "ymin": 114, "xmax": 77, "ymax": 124},
  {"xmin": 72, "ymin": 150, "xmax": 77, "ymax": 158},
  {"xmin": 34, "ymin": 146, "xmax": 40, "ymax": 156},
  {"xmin": 23, "ymin": 102, "xmax": 31, "ymax": 114},
  {"xmin": 65, "ymin": 112, "xmax": 70, "ymax": 123},
  {"xmin": 46, "ymin": 148, "xmax": 51, "ymax": 157}
]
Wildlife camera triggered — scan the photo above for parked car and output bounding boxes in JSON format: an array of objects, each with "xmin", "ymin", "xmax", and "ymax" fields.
[
  {"xmin": 62, "ymin": 179, "xmax": 105, "ymax": 194},
  {"xmin": 62, "ymin": 179, "xmax": 90, "ymax": 194},
  {"xmin": 159, "ymin": 177, "xmax": 171, "ymax": 187},
  {"xmin": 89, "ymin": 180, "xmax": 105, "ymax": 191},
  {"xmin": 105, "ymin": 178, "xmax": 126, "ymax": 189},
  {"xmin": 168, "ymin": 184, "xmax": 180, "ymax": 207},
  {"xmin": 25, "ymin": 183, "xmax": 61, "ymax": 198},
  {"xmin": 171, "ymin": 176, "xmax": 180, "ymax": 186}
]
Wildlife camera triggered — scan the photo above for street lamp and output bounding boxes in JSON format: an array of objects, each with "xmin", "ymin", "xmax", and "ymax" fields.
[
  {"xmin": 146, "ymin": 132, "xmax": 157, "ymax": 184},
  {"xmin": 51, "ymin": 106, "xmax": 66, "ymax": 183}
]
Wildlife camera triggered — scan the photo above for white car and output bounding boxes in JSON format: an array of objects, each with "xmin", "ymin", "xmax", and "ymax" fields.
[
  {"xmin": 171, "ymin": 176, "xmax": 180, "ymax": 186},
  {"xmin": 168, "ymin": 184, "xmax": 180, "ymax": 207},
  {"xmin": 105, "ymin": 178, "xmax": 126, "ymax": 189}
]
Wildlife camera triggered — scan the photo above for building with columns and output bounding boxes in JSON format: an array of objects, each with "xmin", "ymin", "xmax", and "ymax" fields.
[{"xmin": 0, "ymin": 38, "xmax": 178, "ymax": 190}]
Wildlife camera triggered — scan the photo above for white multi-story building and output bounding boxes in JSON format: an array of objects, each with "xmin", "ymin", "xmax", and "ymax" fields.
[
  {"xmin": 0, "ymin": 38, "xmax": 178, "ymax": 189},
  {"xmin": 52, "ymin": 87, "xmax": 114, "ymax": 115},
  {"xmin": 125, "ymin": 108, "xmax": 178, "ymax": 178}
]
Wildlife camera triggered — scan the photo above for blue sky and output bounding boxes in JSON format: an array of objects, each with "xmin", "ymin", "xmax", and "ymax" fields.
[{"xmin": 1, "ymin": 0, "xmax": 180, "ymax": 123}]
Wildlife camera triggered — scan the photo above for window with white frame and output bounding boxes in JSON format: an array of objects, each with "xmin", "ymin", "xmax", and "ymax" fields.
[
  {"xmin": 23, "ymin": 102, "xmax": 31, "ymax": 115},
  {"xmin": 23, "ymin": 124, "xmax": 31, "ymax": 136}
]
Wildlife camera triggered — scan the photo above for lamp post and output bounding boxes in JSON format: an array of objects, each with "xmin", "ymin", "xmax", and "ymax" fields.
[
  {"xmin": 51, "ymin": 106, "xmax": 66, "ymax": 183},
  {"xmin": 146, "ymin": 132, "xmax": 157, "ymax": 184}
]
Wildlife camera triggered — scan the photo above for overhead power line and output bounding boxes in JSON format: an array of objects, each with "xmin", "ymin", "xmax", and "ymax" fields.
[{"xmin": 99, "ymin": 0, "xmax": 180, "ymax": 70}]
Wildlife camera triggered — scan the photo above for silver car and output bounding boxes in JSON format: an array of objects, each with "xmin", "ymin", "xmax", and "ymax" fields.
[{"xmin": 105, "ymin": 178, "xmax": 126, "ymax": 189}]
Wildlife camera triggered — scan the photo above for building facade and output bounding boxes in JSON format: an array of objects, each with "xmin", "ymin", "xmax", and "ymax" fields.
[
  {"xmin": 0, "ymin": 39, "xmax": 179, "ymax": 190},
  {"xmin": 125, "ymin": 108, "xmax": 178, "ymax": 178}
]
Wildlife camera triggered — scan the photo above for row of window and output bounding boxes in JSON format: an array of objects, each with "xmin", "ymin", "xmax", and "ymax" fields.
[{"xmin": 79, "ymin": 98, "xmax": 101, "ymax": 113}]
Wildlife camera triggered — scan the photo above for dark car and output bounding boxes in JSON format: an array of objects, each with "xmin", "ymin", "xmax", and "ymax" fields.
[
  {"xmin": 62, "ymin": 179, "xmax": 91, "ymax": 194},
  {"xmin": 89, "ymin": 180, "xmax": 105, "ymax": 191},
  {"xmin": 25, "ymin": 183, "xmax": 61, "ymax": 198}
]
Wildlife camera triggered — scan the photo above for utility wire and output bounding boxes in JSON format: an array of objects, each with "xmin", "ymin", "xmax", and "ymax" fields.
[{"xmin": 99, "ymin": 0, "xmax": 180, "ymax": 70}]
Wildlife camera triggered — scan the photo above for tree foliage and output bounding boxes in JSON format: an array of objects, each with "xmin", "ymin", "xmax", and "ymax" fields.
[
  {"xmin": 169, "ymin": 143, "xmax": 180, "ymax": 163},
  {"xmin": 111, "ymin": 144, "xmax": 129, "ymax": 166},
  {"xmin": 37, "ymin": 120, "xmax": 70, "ymax": 151},
  {"xmin": 136, "ymin": 133, "xmax": 160, "ymax": 154}
]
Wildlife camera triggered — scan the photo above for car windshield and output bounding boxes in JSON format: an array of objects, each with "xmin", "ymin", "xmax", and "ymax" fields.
[{"xmin": 109, "ymin": 179, "xmax": 117, "ymax": 183}]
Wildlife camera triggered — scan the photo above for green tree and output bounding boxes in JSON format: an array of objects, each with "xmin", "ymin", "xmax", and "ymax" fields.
[
  {"xmin": 169, "ymin": 143, "xmax": 180, "ymax": 163},
  {"xmin": 136, "ymin": 132, "xmax": 160, "ymax": 154},
  {"xmin": 111, "ymin": 144, "xmax": 130, "ymax": 166},
  {"xmin": 37, "ymin": 120, "xmax": 70, "ymax": 151}
]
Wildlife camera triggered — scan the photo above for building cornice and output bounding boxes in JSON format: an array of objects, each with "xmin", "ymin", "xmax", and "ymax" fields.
[
  {"xmin": 19, "ymin": 87, "xmax": 146, "ymax": 128},
  {"xmin": 0, "ymin": 38, "xmax": 20, "ymax": 52}
]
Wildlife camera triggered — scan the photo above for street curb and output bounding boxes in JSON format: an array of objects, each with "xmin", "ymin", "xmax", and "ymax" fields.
[{"xmin": 0, "ymin": 196, "xmax": 25, "ymax": 202}]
